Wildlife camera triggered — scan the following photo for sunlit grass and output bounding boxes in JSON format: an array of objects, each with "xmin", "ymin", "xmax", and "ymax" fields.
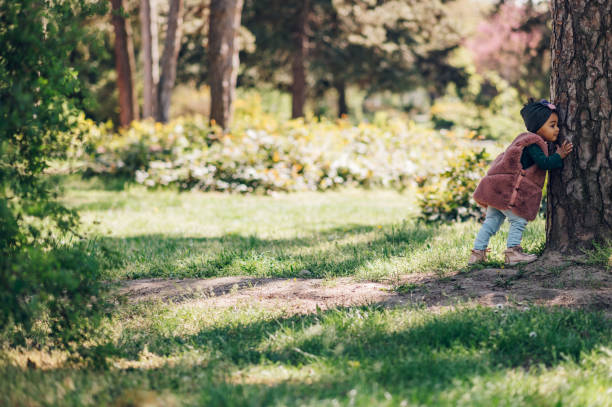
[
  {"xmin": 2, "ymin": 302, "xmax": 610, "ymax": 406},
  {"xmin": 1, "ymin": 178, "xmax": 609, "ymax": 406},
  {"xmin": 62, "ymin": 177, "xmax": 545, "ymax": 281}
]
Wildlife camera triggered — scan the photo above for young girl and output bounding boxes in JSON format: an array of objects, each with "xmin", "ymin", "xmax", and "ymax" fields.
[{"xmin": 469, "ymin": 99, "xmax": 573, "ymax": 266}]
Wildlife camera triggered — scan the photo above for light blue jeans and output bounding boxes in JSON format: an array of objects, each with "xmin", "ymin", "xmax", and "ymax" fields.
[{"xmin": 473, "ymin": 206, "xmax": 528, "ymax": 250}]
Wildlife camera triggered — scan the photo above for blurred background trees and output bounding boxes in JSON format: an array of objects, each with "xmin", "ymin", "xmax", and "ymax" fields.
[{"xmin": 60, "ymin": 0, "xmax": 550, "ymax": 129}]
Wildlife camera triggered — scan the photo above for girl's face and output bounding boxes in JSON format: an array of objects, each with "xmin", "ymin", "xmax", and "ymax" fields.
[{"xmin": 536, "ymin": 112, "xmax": 560, "ymax": 142}]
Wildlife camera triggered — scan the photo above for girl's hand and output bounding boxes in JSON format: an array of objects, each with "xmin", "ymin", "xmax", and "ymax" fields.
[{"xmin": 556, "ymin": 140, "xmax": 573, "ymax": 158}]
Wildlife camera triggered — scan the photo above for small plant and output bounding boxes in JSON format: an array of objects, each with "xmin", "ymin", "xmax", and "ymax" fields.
[
  {"xmin": 0, "ymin": 241, "xmax": 112, "ymax": 364},
  {"xmin": 394, "ymin": 282, "xmax": 421, "ymax": 294},
  {"xmin": 418, "ymin": 149, "xmax": 490, "ymax": 223},
  {"xmin": 581, "ymin": 240, "xmax": 612, "ymax": 269}
]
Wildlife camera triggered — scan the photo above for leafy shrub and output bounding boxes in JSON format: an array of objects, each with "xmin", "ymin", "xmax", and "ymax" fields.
[
  {"xmin": 418, "ymin": 149, "xmax": 490, "ymax": 223},
  {"xmin": 0, "ymin": 1, "xmax": 111, "ymax": 361},
  {"xmin": 0, "ymin": 242, "xmax": 111, "ymax": 358},
  {"xmin": 79, "ymin": 114, "xmax": 479, "ymax": 194},
  {"xmin": 0, "ymin": 0, "xmax": 105, "ymax": 252}
]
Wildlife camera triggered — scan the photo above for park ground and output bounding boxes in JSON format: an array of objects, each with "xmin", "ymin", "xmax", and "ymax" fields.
[{"xmin": 2, "ymin": 178, "xmax": 611, "ymax": 406}]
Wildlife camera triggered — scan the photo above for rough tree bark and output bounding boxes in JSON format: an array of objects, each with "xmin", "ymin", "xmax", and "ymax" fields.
[
  {"xmin": 110, "ymin": 0, "xmax": 139, "ymax": 126},
  {"xmin": 208, "ymin": 0, "xmax": 244, "ymax": 130},
  {"xmin": 546, "ymin": 0, "xmax": 612, "ymax": 253},
  {"xmin": 140, "ymin": 0, "xmax": 159, "ymax": 119},
  {"xmin": 157, "ymin": 0, "xmax": 184, "ymax": 123},
  {"xmin": 291, "ymin": 0, "xmax": 309, "ymax": 119}
]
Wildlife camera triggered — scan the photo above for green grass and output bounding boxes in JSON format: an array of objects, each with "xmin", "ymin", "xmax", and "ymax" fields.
[
  {"xmin": 62, "ymin": 177, "xmax": 545, "ymax": 281},
  {"xmin": 2, "ymin": 178, "xmax": 609, "ymax": 406},
  {"xmin": 2, "ymin": 303, "xmax": 610, "ymax": 406}
]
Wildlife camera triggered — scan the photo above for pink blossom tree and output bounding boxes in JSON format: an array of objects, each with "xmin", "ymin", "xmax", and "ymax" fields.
[{"xmin": 465, "ymin": 1, "xmax": 550, "ymax": 98}]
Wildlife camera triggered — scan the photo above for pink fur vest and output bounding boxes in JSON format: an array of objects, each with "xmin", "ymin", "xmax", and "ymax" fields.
[{"xmin": 473, "ymin": 132, "xmax": 548, "ymax": 221}]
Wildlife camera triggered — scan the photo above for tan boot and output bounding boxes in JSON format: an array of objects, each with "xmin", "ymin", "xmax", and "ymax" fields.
[
  {"xmin": 468, "ymin": 248, "xmax": 489, "ymax": 265},
  {"xmin": 504, "ymin": 246, "xmax": 537, "ymax": 266}
]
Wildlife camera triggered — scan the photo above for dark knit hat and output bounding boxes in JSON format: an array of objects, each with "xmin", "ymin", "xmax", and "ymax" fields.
[{"xmin": 520, "ymin": 98, "xmax": 557, "ymax": 133}]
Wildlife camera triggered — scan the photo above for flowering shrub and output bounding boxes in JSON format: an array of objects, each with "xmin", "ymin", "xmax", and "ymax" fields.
[
  {"xmin": 80, "ymin": 114, "xmax": 479, "ymax": 194},
  {"xmin": 418, "ymin": 149, "xmax": 490, "ymax": 223}
]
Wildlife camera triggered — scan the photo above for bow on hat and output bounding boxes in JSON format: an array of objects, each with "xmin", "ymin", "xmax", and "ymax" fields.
[{"xmin": 520, "ymin": 99, "xmax": 557, "ymax": 133}]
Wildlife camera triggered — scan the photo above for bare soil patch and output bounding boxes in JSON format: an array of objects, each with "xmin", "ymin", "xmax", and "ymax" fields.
[{"xmin": 120, "ymin": 260, "xmax": 611, "ymax": 315}]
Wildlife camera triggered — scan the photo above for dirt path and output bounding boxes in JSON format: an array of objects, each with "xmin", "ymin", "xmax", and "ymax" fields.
[{"xmin": 120, "ymin": 259, "xmax": 612, "ymax": 315}]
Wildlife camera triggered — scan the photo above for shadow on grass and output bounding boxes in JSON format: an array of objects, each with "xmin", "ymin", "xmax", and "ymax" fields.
[
  {"xmin": 107, "ymin": 304, "xmax": 611, "ymax": 405},
  {"xmin": 92, "ymin": 223, "xmax": 439, "ymax": 280},
  {"xmin": 3, "ymin": 283, "xmax": 610, "ymax": 405}
]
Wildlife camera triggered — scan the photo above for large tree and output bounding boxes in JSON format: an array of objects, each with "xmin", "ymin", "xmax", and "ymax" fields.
[
  {"xmin": 208, "ymin": 0, "xmax": 244, "ymax": 129},
  {"xmin": 110, "ymin": 0, "xmax": 139, "ymax": 126},
  {"xmin": 546, "ymin": 0, "xmax": 611, "ymax": 253}
]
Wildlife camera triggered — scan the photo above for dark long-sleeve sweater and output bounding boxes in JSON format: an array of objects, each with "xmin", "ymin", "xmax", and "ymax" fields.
[{"xmin": 520, "ymin": 144, "xmax": 563, "ymax": 170}]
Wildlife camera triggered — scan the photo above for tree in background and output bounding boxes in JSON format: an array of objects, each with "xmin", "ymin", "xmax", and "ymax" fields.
[
  {"xmin": 209, "ymin": 0, "xmax": 244, "ymax": 129},
  {"xmin": 465, "ymin": 0, "xmax": 550, "ymax": 100},
  {"xmin": 110, "ymin": 0, "xmax": 139, "ymax": 126},
  {"xmin": 240, "ymin": 0, "xmax": 302, "ymax": 101},
  {"xmin": 546, "ymin": 0, "xmax": 611, "ymax": 253},
  {"xmin": 140, "ymin": 0, "xmax": 160, "ymax": 119},
  {"xmin": 291, "ymin": 0, "xmax": 310, "ymax": 118},
  {"xmin": 157, "ymin": 0, "xmax": 184, "ymax": 122},
  {"xmin": 243, "ymin": 0, "xmax": 466, "ymax": 118}
]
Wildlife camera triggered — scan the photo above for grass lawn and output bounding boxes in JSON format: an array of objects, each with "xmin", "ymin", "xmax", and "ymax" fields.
[
  {"xmin": 2, "ymin": 178, "xmax": 610, "ymax": 406},
  {"xmin": 62, "ymin": 177, "xmax": 545, "ymax": 281}
]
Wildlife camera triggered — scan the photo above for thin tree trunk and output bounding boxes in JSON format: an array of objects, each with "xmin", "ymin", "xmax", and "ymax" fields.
[
  {"xmin": 208, "ymin": 0, "xmax": 244, "ymax": 130},
  {"xmin": 291, "ymin": 0, "xmax": 309, "ymax": 119},
  {"xmin": 335, "ymin": 80, "xmax": 347, "ymax": 118},
  {"xmin": 546, "ymin": 0, "xmax": 612, "ymax": 253},
  {"xmin": 157, "ymin": 0, "xmax": 184, "ymax": 123},
  {"xmin": 110, "ymin": 0, "xmax": 139, "ymax": 126},
  {"xmin": 141, "ymin": 0, "xmax": 159, "ymax": 119}
]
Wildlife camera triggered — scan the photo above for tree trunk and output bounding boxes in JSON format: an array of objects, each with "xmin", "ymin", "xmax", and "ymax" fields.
[
  {"xmin": 208, "ymin": 0, "xmax": 244, "ymax": 130},
  {"xmin": 335, "ymin": 80, "xmax": 347, "ymax": 118},
  {"xmin": 140, "ymin": 0, "xmax": 159, "ymax": 119},
  {"xmin": 156, "ymin": 0, "xmax": 184, "ymax": 123},
  {"xmin": 291, "ymin": 0, "xmax": 309, "ymax": 119},
  {"xmin": 546, "ymin": 0, "xmax": 612, "ymax": 253},
  {"xmin": 110, "ymin": 0, "xmax": 139, "ymax": 126}
]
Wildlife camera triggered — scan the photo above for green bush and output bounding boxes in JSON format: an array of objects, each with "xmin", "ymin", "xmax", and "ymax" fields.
[
  {"xmin": 0, "ymin": 242, "xmax": 111, "ymax": 357},
  {"xmin": 418, "ymin": 149, "xmax": 490, "ymax": 223},
  {"xmin": 79, "ymin": 114, "xmax": 480, "ymax": 194},
  {"xmin": 0, "ymin": 1, "xmax": 110, "ymax": 360},
  {"xmin": 1, "ymin": 0, "xmax": 105, "ymax": 252}
]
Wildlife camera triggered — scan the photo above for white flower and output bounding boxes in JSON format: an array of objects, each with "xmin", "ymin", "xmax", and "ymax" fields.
[
  {"xmin": 529, "ymin": 331, "xmax": 537, "ymax": 338},
  {"xmin": 135, "ymin": 170, "xmax": 149, "ymax": 183},
  {"xmin": 496, "ymin": 304, "xmax": 504, "ymax": 309}
]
